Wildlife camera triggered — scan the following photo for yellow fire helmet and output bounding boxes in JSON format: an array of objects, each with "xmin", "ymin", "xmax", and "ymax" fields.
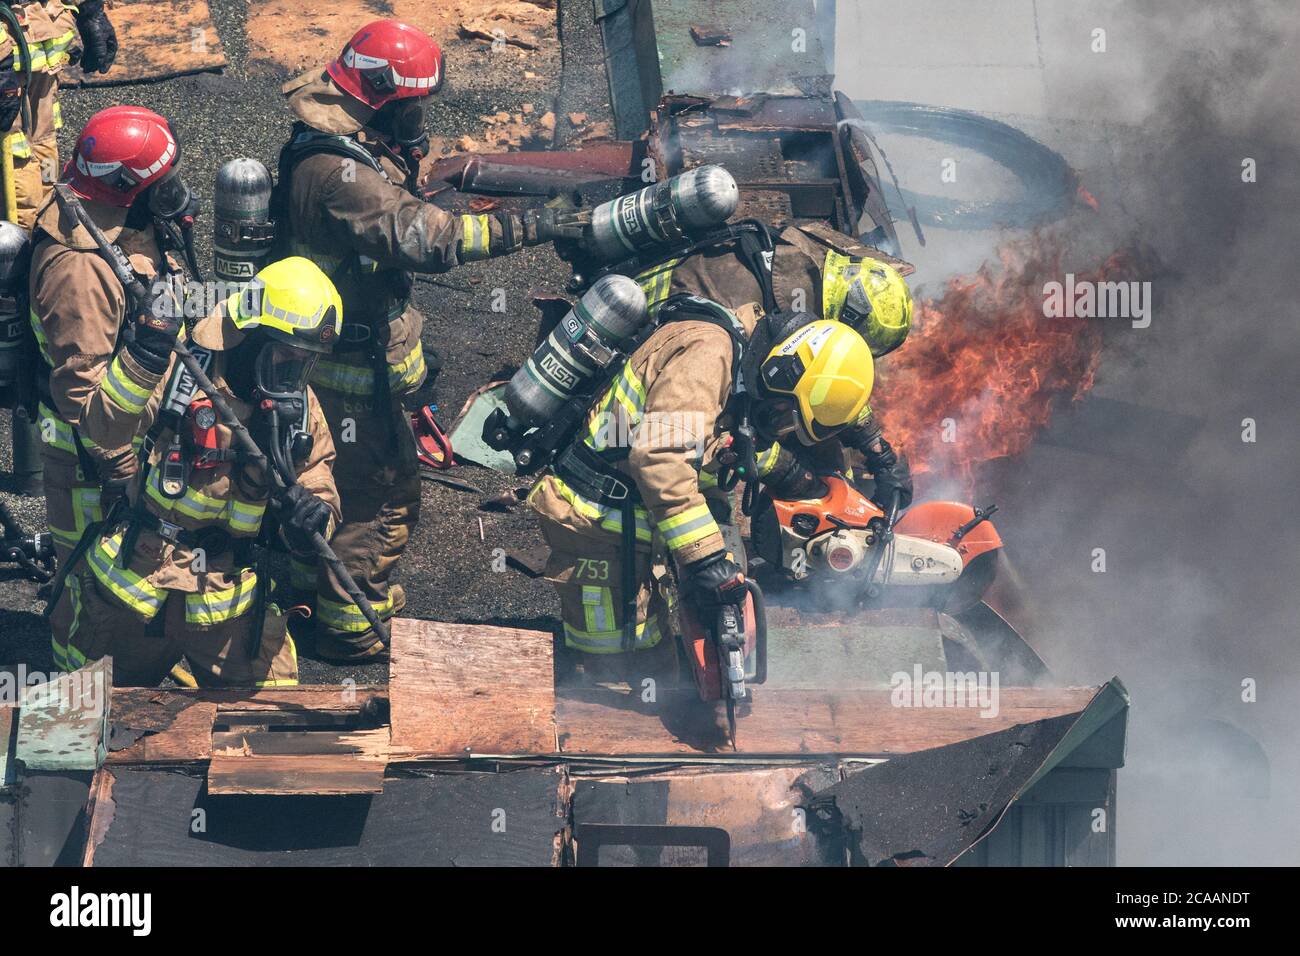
[
  {"xmin": 227, "ymin": 256, "xmax": 343, "ymax": 353},
  {"xmin": 757, "ymin": 319, "xmax": 874, "ymax": 445},
  {"xmin": 821, "ymin": 250, "xmax": 913, "ymax": 358}
]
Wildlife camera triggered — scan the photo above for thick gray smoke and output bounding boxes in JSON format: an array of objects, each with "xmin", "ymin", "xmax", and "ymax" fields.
[
  {"xmin": 839, "ymin": 0, "xmax": 1299, "ymax": 863},
  {"xmin": 989, "ymin": 2, "xmax": 1300, "ymax": 864}
]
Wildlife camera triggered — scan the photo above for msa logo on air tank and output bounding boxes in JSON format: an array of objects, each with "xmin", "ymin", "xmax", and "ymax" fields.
[
  {"xmin": 539, "ymin": 351, "xmax": 579, "ymax": 390},
  {"xmin": 214, "ymin": 257, "xmax": 256, "ymax": 278}
]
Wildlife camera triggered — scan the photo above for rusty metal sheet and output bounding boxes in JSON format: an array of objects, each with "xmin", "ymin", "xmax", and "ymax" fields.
[
  {"xmin": 0, "ymin": 705, "xmax": 15, "ymax": 786},
  {"xmin": 65, "ymin": 0, "xmax": 226, "ymax": 88}
]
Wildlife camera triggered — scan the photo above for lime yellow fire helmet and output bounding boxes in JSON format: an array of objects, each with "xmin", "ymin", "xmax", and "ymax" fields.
[
  {"xmin": 756, "ymin": 319, "xmax": 874, "ymax": 445},
  {"xmin": 821, "ymin": 250, "xmax": 912, "ymax": 358},
  {"xmin": 227, "ymin": 256, "xmax": 343, "ymax": 353}
]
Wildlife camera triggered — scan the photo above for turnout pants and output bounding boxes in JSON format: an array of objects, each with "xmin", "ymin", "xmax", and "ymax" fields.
[
  {"xmin": 41, "ymin": 447, "xmax": 106, "ymax": 672},
  {"xmin": 57, "ymin": 562, "xmax": 298, "ymax": 688},
  {"xmin": 312, "ymin": 386, "xmax": 419, "ymax": 657}
]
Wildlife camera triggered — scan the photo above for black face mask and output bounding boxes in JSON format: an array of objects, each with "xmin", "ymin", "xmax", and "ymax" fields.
[
  {"xmin": 253, "ymin": 339, "xmax": 317, "ymax": 470},
  {"xmin": 373, "ymin": 100, "xmax": 430, "ymax": 166}
]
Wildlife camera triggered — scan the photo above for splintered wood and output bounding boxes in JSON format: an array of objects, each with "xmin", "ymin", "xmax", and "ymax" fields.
[{"xmin": 388, "ymin": 619, "xmax": 558, "ymax": 757}]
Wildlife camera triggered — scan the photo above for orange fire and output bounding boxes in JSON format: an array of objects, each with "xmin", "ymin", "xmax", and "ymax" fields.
[{"xmin": 871, "ymin": 236, "xmax": 1144, "ymax": 488}]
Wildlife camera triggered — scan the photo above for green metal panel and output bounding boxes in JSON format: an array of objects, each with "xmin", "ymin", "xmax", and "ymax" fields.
[{"xmin": 14, "ymin": 659, "xmax": 111, "ymax": 773}]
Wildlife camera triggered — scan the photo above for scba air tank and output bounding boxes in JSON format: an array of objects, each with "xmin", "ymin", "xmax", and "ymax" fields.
[
  {"xmin": 503, "ymin": 274, "xmax": 648, "ymax": 432},
  {"xmin": 584, "ymin": 164, "xmax": 738, "ymax": 263}
]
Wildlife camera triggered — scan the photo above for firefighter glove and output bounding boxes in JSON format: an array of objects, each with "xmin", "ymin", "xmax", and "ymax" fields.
[
  {"xmin": 279, "ymin": 484, "xmax": 332, "ymax": 556},
  {"xmin": 760, "ymin": 446, "xmax": 829, "ymax": 501},
  {"xmin": 123, "ymin": 292, "xmax": 182, "ymax": 375},
  {"xmin": 75, "ymin": 0, "xmax": 119, "ymax": 75},
  {"xmin": 684, "ymin": 551, "xmax": 747, "ymax": 610},
  {"xmin": 523, "ymin": 207, "xmax": 588, "ymax": 246},
  {"xmin": 866, "ymin": 440, "xmax": 913, "ymax": 511}
]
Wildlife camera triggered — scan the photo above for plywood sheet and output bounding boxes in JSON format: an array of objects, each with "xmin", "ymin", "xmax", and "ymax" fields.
[
  {"xmin": 388, "ymin": 618, "xmax": 557, "ymax": 757},
  {"xmin": 65, "ymin": 0, "xmax": 227, "ymax": 87},
  {"xmin": 556, "ymin": 686, "xmax": 1097, "ymax": 756}
]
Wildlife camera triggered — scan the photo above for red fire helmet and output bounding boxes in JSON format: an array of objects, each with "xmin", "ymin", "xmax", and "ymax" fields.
[
  {"xmin": 63, "ymin": 106, "xmax": 181, "ymax": 208},
  {"xmin": 327, "ymin": 20, "xmax": 444, "ymax": 110}
]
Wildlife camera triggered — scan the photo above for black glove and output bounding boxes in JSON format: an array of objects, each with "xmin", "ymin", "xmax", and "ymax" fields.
[
  {"xmin": 842, "ymin": 416, "xmax": 913, "ymax": 511},
  {"xmin": 0, "ymin": 55, "xmax": 21, "ymax": 133},
  {"xmin": 868, "ymin": 445, "xmax": 913, "ymax": 512},
  {"xmin": 279, "ymin": 484, "xmax": 332, "ymax": 556},
  {"xmin": 759, "ymin": 446, "xmax": 828, "ymax": 501},
  {"xmin": 683, "ymin": 551, "xmax": 747, "ymax": 610},
  {"xmin": 123, "ymin": 279, "xmax": 184, "ymax": 374},
  {"xmin": 74, "ymin": 0, "xmax": 119, "ymax": 75},
  {"xmin": 522, "ymin": 207, "xmax": 588, "ymax": 246}
]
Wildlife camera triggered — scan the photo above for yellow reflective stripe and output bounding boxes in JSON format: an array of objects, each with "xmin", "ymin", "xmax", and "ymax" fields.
[
  {"xmin": 387, "ymin": 339, "xmax": 426, "ymax": 392},
  {"xmin": 101, "ymin": 353, "xmax": 152, "ymax": 414},
  {"xmin": 29, "ymin": 307, "xmax": 52, "ymax": 364},
  {"xmin": 549, "ymin": 475, "xmax": 652, "ymax": 543},
  {"xmin": 184, "ymin": 572, "xmax": 259, "ymax": 626},
  {"xmin": 72, "ymin": 486, "xmax": 103, "ymax": 536},
  {"xmin": 318, "ymin": 592, "xmax": 397, "ymax": 633},
  {"xmin": 581, "ymin": 584, "xmax": 617, "ymax": 635},
  {"xmin": 754, "ymin": 443, "xmax": 781, "ymax": 476},
  {"xmin": 255, "ymin": 677, "xmax": 300, "ymax": 687},
  {"xmin": 146, "ymin": 470, "xmax": 225, "ymax": 521},
  {"xmin": 146, "ymin": 470, "xmax": 267, "ymax": 533},
  {"xmin": 659, "ymin": 503, "xmax": 720, "ymax": 552},
  {"xmin": 53, "ymin": 576, "xmax": 80, "ymax": 671},
  {"xmin": 564, "ymin": 614, "xmax": 662, "ymax": 653},
  {"xmin": 88, "ymin": 531, "xmax": 167, "ymax": 618},
  {"xmin": 310, "ymin": 358, "xmax": 373, "ymax": 395},
  {"xmin": 228, "ymin": 498, "xmax": 266, "ymax": 534},
  {"xmin": 636, "ymin": 258, "xmax": 680, "ymax": 314},
  {"xmin": 52, "ymin": 100, "xmax": 62, "ymax": 130},
  {"xmin": 37, "ymin": 402, "xmax": 76, "ymax": 455},
  {"xmin": 48, "ymin": 524, "xmax": 81, "ymax": 551},
  {"xmin": 585, "ymin": 364, "xmax": 646, "ymax": 449},
  {"xmin": 458, "ymin": 214, "xmax": 491, "ymax": 260}
]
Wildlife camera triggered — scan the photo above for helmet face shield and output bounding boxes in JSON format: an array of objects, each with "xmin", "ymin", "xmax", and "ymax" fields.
[{"xmin": 255, "ymin": 340, "xmax": 318, "ymax": 400}]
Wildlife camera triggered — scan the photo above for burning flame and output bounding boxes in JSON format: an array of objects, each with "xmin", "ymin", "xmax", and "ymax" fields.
[{"xmin": 871, "ymin": 236, "xmax": 1145, "ymax": 488}]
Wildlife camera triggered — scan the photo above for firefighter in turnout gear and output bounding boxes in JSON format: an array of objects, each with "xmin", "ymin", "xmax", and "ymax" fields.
[
  {"xmin": 2, "ymin": 1, "xmax": 117, "ymax": 227},
  {"xmin": 277, "ymin": 19, "xmax": 556, "ymax": 661},
  {"xmin": 630, "ymin": 218, "xmax": 915, "ymax": 510},
  {"xmin": 28, "ymin": 105, "xmax": 189, "ymax": 668},
  {"xmin": 50, "ymin": 257, "xmax": 344, "ymax": 687},
  {"xmin": 529, "ymin": 293, "xmax": 875, "ymax": 668}
]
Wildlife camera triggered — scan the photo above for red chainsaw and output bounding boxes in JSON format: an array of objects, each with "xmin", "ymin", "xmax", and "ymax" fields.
[{"xmin": 751, "ymin": 475, "xmax": 1004, "ymax": 613}]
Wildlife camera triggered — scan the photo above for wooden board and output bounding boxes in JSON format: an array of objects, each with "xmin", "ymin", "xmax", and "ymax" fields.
[
  {"xmin": 64, "ymin": 0, "xmax": 227, "ymax": 87},
  {"xmin": 107, "ymin": 691, "xmax": 217, "ymax": 764},
  {"xmin": 388, "ymin": 619, "xmax": 557, "ymax": 757},
  {"xmin": 556, "ymin": 686, "xmax": 1098, "ymax": 756},
  {"xmin": 207, "ymin": 728, "xmax": 389, "ymax": 795}
]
